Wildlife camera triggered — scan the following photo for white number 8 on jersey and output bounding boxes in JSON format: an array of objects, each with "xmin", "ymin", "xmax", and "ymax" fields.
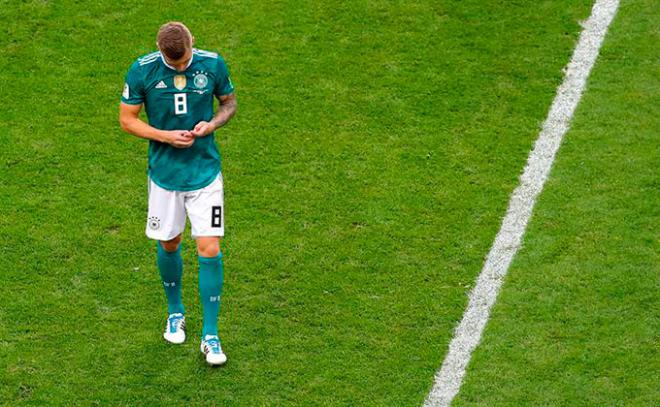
[{"xmin": 174, "ymin": 93, "xmax": 187, "ymax": 115}]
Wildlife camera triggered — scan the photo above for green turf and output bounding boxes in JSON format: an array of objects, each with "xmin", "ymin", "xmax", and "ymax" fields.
[
  {"xmin": 454, "ymin": 1, "xmax": 659, "ymax": 405},
  {"xmin": 0, "ymin": 0, "xmax": 624, "ymax": 405}
]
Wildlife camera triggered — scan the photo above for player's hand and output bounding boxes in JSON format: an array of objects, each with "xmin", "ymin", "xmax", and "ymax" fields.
[
  {"xmin": 162, "ymin": 130, "xmax": 195, "ymax": 148},
  {"xmin": 191, "ymin": 121, "xmax": 216, "ymax": 137}
]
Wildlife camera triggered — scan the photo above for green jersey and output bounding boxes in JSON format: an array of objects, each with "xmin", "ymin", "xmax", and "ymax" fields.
[{"xmin": 121, "ymin": 48, "xmax": 234, "ymax": 191}]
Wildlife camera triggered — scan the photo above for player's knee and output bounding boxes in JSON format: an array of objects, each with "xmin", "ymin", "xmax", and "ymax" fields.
[
  {"xmin": 160, "ymin": 235, "xmax": 182, "ymax": 252},
  {"xmin": 197, "ymin": 239, "xmax": 220, "ymax": 257},
  {"xmin": 198, "ymin": 245, "xmax": 219, "ymax": 257}
]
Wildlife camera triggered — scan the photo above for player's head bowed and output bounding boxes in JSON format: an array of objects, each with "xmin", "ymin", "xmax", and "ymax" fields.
[{"xmin": 157, "ymin": 22, "xmax": 194, "ymax": 61}]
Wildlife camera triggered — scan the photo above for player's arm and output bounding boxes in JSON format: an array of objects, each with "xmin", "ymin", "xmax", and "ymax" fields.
[
  {"xmin": 212, "ymin": 93, "xmax": 237, "ymax": 129},
  {"xmin": 119, "ymin": 102, "xmax": 194, "ymax": 148},
  {"xmin": 191, "ymin": 93, "xmax": 237, "ymax": 138}
]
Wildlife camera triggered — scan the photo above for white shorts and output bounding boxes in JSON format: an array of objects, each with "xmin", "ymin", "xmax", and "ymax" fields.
[{"xmin": 146, "ymin": 174, "xmax": 224, "ymax": 241}]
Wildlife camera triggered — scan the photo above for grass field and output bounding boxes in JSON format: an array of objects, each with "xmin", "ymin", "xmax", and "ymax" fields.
[
  {"xmin": 0, "ymin": 0, "xmax": 656, "ymax": 405},
  {"xmin": 455, "ymin": 1, "xmax": 659, "ymax": 405}
]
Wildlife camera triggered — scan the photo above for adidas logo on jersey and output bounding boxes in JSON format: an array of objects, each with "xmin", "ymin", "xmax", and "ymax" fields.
[{"xmin": 155, "ymin": 80, "xmax": 167, "ymax": 89}]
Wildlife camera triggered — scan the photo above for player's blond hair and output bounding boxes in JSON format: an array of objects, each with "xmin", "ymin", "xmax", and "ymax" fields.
[{"xmin": 157, "ymin": 22, "xmax": 193, "ymax": 60}]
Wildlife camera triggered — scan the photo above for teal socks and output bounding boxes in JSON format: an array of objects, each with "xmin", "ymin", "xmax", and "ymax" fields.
[
  {"xmin": 198, "ymin": 253, "xmax": 224, "ymax": 337},
  {"xmin": 156, "ymin": 242, "xmax": 185, "ymax": 315},
  {"xmin": 156, "ymin": 243, "xmax": 224, "ymax": 336}
]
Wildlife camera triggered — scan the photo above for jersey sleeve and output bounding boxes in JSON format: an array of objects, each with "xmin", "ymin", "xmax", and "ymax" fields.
[
  {"xmin": 214, "ymin": 56, "xmax": 235, "ymax": 97},
  {"xmin": 121, "ymin": 61, "xmax": 145, "ymax": 105}
]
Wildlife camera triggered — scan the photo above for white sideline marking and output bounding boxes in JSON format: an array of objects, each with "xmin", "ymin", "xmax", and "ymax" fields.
[{"xmin": 424, "ymin": 1, "xmax": 620, "ymax": 405}]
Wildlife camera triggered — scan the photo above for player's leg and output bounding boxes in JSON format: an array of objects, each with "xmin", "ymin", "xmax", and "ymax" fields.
[
  {"xmin": 196, "ymin": 236, "xmax": 220, "ymax": 257},
  {"xmin": 186, "ymin": 174, "xmax": 226, "ymax": 365},
  {"xmin": 158, "ymin": 234, "xmax": 187, "ymax": 344},
  {"xmin": 147, "ymin": 178, "xmax": 187, "ymax": 344},
  {"xmin": 159, "ymin": 234, "xmax": 182, "ymax": 252},
  {"xmin": 197, "ymin": 236, "xmax": 226, "ymax": 365},
  {"xmin": 196, "ymin": 236, "xmax": 223, "ymax": 337}
]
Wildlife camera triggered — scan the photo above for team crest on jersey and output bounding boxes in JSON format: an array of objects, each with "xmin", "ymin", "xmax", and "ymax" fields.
[
  {"xmin": 148, "ymin": 216, "xmax": 161, "ymax": 230},
  {"xmin": 174, "ymin": 75, "xmax": 187, "ymax": 90},
  {"xmin": 193, "ymin": 72, "xmax": 208, "ymax": 89}
]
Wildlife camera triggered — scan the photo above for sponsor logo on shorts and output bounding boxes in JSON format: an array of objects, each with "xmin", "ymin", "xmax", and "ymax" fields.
[{"xmin": 148, "ymin": 216, "xmax": 161, "ymax": 230}]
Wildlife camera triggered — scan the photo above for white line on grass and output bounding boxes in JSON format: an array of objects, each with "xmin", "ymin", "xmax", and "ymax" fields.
[{"xmin": 424, "ymin": 1, "xmax": 620, "ymax": 405}]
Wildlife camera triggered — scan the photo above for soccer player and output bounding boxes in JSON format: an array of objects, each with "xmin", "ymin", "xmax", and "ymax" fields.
[{"xmin": 119, "ymin": 22, "xmax": 236, "ymax": 366}]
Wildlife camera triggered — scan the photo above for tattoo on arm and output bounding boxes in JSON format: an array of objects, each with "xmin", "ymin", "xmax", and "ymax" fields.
[{"xmin": 211, "ymin": 94, "xmax": 237, "ymax": 129}]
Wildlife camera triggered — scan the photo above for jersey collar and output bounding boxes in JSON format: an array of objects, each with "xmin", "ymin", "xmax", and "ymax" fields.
[{"xmin": 160, "ymin": 52, "xmax": 194, "ymax": 72}]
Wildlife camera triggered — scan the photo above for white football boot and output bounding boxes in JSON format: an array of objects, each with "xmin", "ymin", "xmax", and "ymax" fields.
[
  {"xmin": 200, "ymin": 335, "xmax": 227, "ymax": 366},
  {"xmin": 163, "ymin": 313, "xmax": 186, "ymax": 344}
]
